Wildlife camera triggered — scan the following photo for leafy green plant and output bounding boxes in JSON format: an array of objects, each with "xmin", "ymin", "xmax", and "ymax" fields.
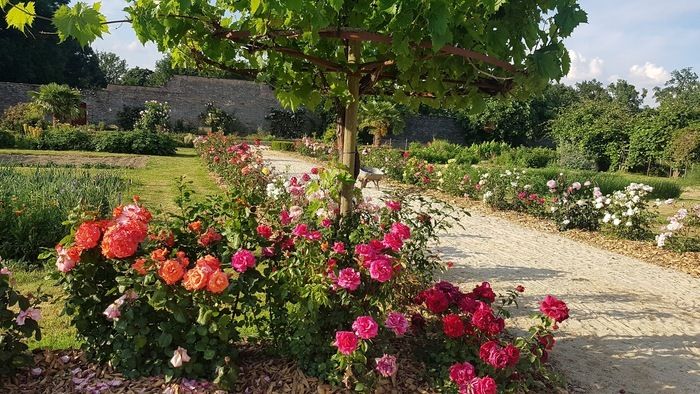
[
  {"xmin": 270, "ymin": 141, "xmax": 295, "ymax": 151},
  {"xmin": 115, "ymin": 105, "xmax": 145, "ymax": 130},
  {"xmin": 359, "ymin": 100, "xmax": 406, "ymax": 146},
  {"xmin": 199, "ymin": 102, "xmax": 243, "ymax": 135},
  {"xmin": 134, "ymin": 101, "xmax": 171, "ymax": 133},
  {"xmin": 1, "ymin": 102, "xmax": 47, "ymax": 132},
  {"xmin": 0, "ymin": 130, "xmax": 16, "ymax": 148},
  {"xmin": 35, "ymin": 125, "xmax": 95, "ymax": 151},
  {"xmin": 0, "ymin": 262, "xmax": 45, "ymax": 376},
  {"xmin": 30, "ymin": 83, "xmax": 82, "ymax": 126},
  {"xmin": 265, "ymin": 108, "xmax": 318, "ymax": 139}
]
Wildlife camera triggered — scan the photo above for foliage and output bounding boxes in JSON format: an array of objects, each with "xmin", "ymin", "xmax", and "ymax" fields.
[
  {"xmin": 493, "ymin": 147, "xmax": 557, "ymax": 168},
  {"xmin": 0, "ymin": 262, "xmax": 44, "ymax": 376},
  {"xmin": 115, "ymin": 105, "xmax": 145, "ymax": 130},
  {"xmin": 270, "ymin": 141, "xmax": 295, "ymax": 151},
  {"xmin": 1, "ymin": 102, "xmax": 47, "ymax": 132},
  {"xmin": 30, "ymin": 83, "xmax": 83, "ymax": 125},
  {"xmin": 120, "ymin": 67, "xmax": 155, "ymax": 86},
  {"xmin": 0, "ymin": 130, "xmax": 15, "ymax": 148},
  {"xmin": 134, "ymin": 101, "xmax": 171, "ymax": 133},
  {"xmin": 265, "ymin": 108, "xmax": 319, "ymax": 139},
  {"xmin": 198, "ymin": 102, "xmax": 243, "ymax": 135},
  {"xmin": 478, "ymin": 170, "xmax": 547, "ymax": 215},
  {"xmin": 625, "ymin": 111, "xmax": 671, "ymax": 174},
  {"xmin": 35, "ymin": 125, "xmax": 95, "ymax": 151},
  {"xmin": 550, "ymin": 100, "xmax": 633, "ymax": 171},
  {"xmin": 665, "ymin": 126, "xmax": 700, "ymax": 172},
  {"xmin": 459, "ymin": 99, "xmax": 538, "ymax": 146},
  {"xmin": 0, "ymin": 167, "xmax": 127, "ymax": 261},
  {"xmin": 409, "ymin": 140, "xmax": 477, "ymax": 165},
  {"xmin": 436, "ymin": 162, "xmax": 480, "ymax": 199},
  {"xmin": 93, "ymin": 130, "xmax": 177, "ymax": 156},
  {"xmin": 402, "ymin": 157, "xmax": 437, "ymax": 187},
  {"xmin": 0, "ymin": 0, "xmax": 105, "ymax": 89},
  {"xmin": 361, "ymin": 146, "xmax": 406, "ymax": 181},
  {"xmin": 656, "ymin": 205, "xmax": 700, "ymax": 253},
  {"xmin": 97, "ymin": 51, "xmax": 128, "ymax": 85},
  {"xmin": 359, "ymin": 99, "xmax": 406, "ymax": 146}
]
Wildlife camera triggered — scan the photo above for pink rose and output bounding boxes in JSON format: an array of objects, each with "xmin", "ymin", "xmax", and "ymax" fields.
[
  {"xmin": 55, "ymin": 245, "xmax": 78, "ymax": 273},
  {"xmin": 540, "ymin": 295, "xmax": 569, "ymax": 323},
  {"xmin": 473, "ymin": 376, "xmax": 497, "ymax": 394},
  {"xmin": 375, "ymin": 354, "xmax": 397, "ymax": 377},
  {"xmin": 382, "ymin": 232, "xmax": 403, "ymax": 251},
  {"xmin": 504, "ymin": 343, "xmax": 520, "ymax": 366},
  {"xmin": 170, "ymin": 346, "xmax": 191, "ymax": 368},
  {"xmin": 332, "ymin": 242, "xmax": 346, "ymax": 254},
  {"xmin": 390, "ymin": 222, "xmax": 411, "ymax": 240},
  {"xmin": 231, "ymin": 249, "xmax": 256, "ymax": 273},
  {"xmin": 384, "ymin": 312, "xmax": 409, "ymax": 336},
  {"xmin": 0, "ymin": 267, "xmax": 11, "ymax": 276},
  {"xmin": 385, "ymin": 200, "xmax": 402, "ymax": 211},
  {"xmin": 16, "ymin": 308, "xmax": 41, "ymax": 326},
  {"xmin": 368, "ymin": 257, "xmax": 393, "ymax": 283},
  {"xmin": 292, "ymin": 223, "xmax": 308, "ymax": 237},
  {"xmin": 333, "ymin": 331, "xmax": 359, "ymax": 355},
  {"xmin": 448, "ymin": 362, "xmax": 475, "ymax": 386},
  {"xmin": 337, "ymin": 268, "xmax": 361, "ymax": 291},
  {"xmin": 352, "ymin": 315, "xmax": 378, "ymax": 339},
  {"xmin": 321, "ymin": 218, "xmax": 333, "ymax": 228},
  {"xmin": 103, "ymin": 303, "xmax": 121, "ymax": 321},
  {"xmin": 280, "ymin": 210, "xmax": 291, "ymax": 225}
]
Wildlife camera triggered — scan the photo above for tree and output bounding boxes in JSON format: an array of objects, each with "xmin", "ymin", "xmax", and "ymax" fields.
[
  {"xmin": 0, "ymin": 0, "xmax": 105, "ymax": 88},
  {"xmin": 2, "ymin": 0, "xmax": 587, "ymax": 214},
  {"xmin": 459, "ymin": 99, "xmax": 536, "ymax": 145},
  {"xmin": 550, "ymin": 100, "xmax": 633, "ymax": 171},
  {"xmin": 607, "ymin": 79, "xmax": 646, "ymax": 111},
  {"xmin": 97, "ymin": 51, "xmax": 128, "ymax": 84},
  {"xmin": 30, "ymin": 83, "xmax": 82, "ymax": 125},
  {"xmin": 359, "ymin": 99, "xmax": 405, "ymax": 146},
  {"xmin": 653, "ymin": 67, "xmax": 700, "ymax": 102},
  {"xmin": 121, "ymin": 67, "xmax": 155, "ymax": 86},
  {"xmin": 575, "ymin": 79, "xmax": 611, "ymax": 101}
]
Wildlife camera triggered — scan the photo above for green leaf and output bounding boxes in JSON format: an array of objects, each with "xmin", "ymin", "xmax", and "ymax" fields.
[
  {"xmin": 329, "ymin": 0, "xmax": 343, "ymax": 12},
  {"xmin": 427, "ymin": 0, "xmax": 452, "ymax": 50},
  {"xmin": 250, "ymin": 0, "xmax": 262, "ymax": 14},
  {"xmin": 0, "ymin": 0, "xmax": 9, "ymax": 9},
  {"xmin": 554, "ymin": 5, "xmax": 588, "ymax": 37},
  {"xmin": 158, "ymin": 332, "xmax": 173, "ymax": 348},
  {"xmin": 5, "ymin": 2, "xmax": 35, "ymax": 33},
  {"xmin": 52, "ymin": 2, "xmax": 108, "ymax": 46}
]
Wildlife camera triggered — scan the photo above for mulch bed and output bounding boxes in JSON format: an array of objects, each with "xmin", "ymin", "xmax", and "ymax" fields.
[{"xmin": 1, "ymin": 348, "xmax": 434, "ymax": 394}]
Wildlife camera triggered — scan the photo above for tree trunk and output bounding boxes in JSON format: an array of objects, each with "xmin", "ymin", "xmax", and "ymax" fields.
[
  {"xmin": 340, "ymin": 41, "xmax": 361, "ymax": 216},
  {"xmin": 335, "ymin": 104, "xmax": 345, "ymax": 156},
  {"xmin": 373, "ymin": 132, "xmax": 381, "ymax": 146}
]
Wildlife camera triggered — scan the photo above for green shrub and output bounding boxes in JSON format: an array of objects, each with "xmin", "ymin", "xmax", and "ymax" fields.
[
  {"xmin": 35, "ymin": 126, "xmax": 95, "ymax": 151},
  {"xmin": 557, "ymin": 142, "xmax": 597, "ymax": 170},
  {"xmin": 494, "ymin": 147, "xmax": 557, "ymax": 168},
  {"xmin": 0, "ymin": 130, "xmax": 16, "ymax": 148},
  {"xmin": 93, "ymin": 131, "xmax": 132, "ymax": 153},
  {"xmin": 0, "ymin": 167, "xmax": 128, "ymax": 261},
  {"xmin": 115, "ymin": 105, "xmax": 144, "ymax": 130},
  {"xmin": 0, "ymin": 102, "xmax": 47, "ymax": 132},
  {"xmin": 265, "ymin": 108, "xmax": 318, "ymax": 138},
  {"xmin": 437, "ymin": 162, "xmax": 480, "ymax": 197},
  {"xmin": 270, "ymin": 140, "xmax": 295, "ymax": 151},
  {"xmin": 128, "ymin": 130, "xmax": 177, "ymax": 155},
  {"xmin": 134, "ymin": 101, "xmax": 171, "ymax": 133},
  {"xmin": 198, "ymin": 102, "xmax": 243, "ymax": 134}
]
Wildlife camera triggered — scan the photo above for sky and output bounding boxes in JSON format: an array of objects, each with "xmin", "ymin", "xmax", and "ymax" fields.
[{"xmin": 89, "ymin": 1, "xmax": 700, "ymax": 105}]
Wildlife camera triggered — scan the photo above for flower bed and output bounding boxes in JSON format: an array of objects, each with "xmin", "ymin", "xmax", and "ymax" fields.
[{"xmin": 2, "ymin": 133, "xmax": 575, "ymax": 392}]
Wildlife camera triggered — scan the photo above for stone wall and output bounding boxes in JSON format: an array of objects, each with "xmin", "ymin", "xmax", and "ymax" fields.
[
  {"xmin": 0, "ymin": 76, "xmax": 281, "ymax": 131},
  {"xmin": 0, "ymin": 77, "xmax": 464, "ymax": 143}
]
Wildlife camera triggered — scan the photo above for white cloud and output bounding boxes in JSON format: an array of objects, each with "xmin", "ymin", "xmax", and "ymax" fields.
[
  {"xmin": 629, "ymin": 62, "xmax": 670, "ymax": 83},
  {"xmin": 563, "ymin": 50, "xmax": 604, "ymax": 82}
]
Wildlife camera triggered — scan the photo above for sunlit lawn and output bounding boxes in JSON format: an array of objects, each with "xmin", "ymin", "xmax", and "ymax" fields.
[{"xmin": 3, "ymin": 147, "xmax": 221, "ymax": 349}]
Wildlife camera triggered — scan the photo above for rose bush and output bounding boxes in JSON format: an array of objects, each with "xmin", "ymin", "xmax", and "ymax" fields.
[
  {"xmin": 547, "ymin": 177, "xmax": 602, "ymax": 231},
  {"xmin": 656, "ymin": 204, "xmax": 700, "ymax": 252},
  {"xmin": 1, "ymin": 260, "xmax": 45, "ymax": 376},
  {"xmin": 600, "ymin": 183, "xmax": 656, "ymax": 240}
]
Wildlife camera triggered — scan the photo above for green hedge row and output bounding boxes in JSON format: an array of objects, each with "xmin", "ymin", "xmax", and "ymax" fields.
[{"xmin": 0, "ymin": 129, "xmax": 177, "ymax": 156}]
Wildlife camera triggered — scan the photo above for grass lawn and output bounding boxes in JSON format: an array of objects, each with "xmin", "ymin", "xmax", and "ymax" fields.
[{"xmin": 2, "ymin": 147, "xmax": 221, "ymax": 349}]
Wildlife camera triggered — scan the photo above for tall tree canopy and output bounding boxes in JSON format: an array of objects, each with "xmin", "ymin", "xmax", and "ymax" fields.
[
  {"xmin": 1, "ymin": 0, "xmax": 586, "ymax": 212},
  {"xmin": 0, "ymin": 0, "xmax": 105, "ymax": 88},
  {"xmin": 97, "ymin": 51, "xmax": 128, "ymax": 84}
]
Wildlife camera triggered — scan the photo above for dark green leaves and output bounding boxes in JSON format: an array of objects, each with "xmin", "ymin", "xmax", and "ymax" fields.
[
  {"xmin": 427, "ymin": 0, "xmax": 452, "ymax": 50},
  {"xmin": 554, "ymin": 4, "xmax": 588, "ymax": 37}
]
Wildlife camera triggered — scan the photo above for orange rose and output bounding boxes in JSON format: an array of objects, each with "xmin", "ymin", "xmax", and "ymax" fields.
[
  {"xmin": 175, "ymin": 251, "xmax": 190, "ymax": 268},
  {"xmin": 151, "ymin": 248, "xmax": 168, "ymax": 261},
  {"xmin": 188, "ymin": 221, "xmax": 203, "ymax": 233},
  {"xmin": 132, "ymin": 258, "xmax": 148, "ymax": 275},
  {"xmin": 196, "ymin": 255, "xmax": 221, "ymax": 272},
  {"xmin": 158, "ymin": 259, "xmax": 185, "ymax": 285},
  {"xmin": 320, "ymin": 241, "xmax": 329, "ymax": 252},
  {"xmin": 207, "ymin": 270, "xmax": 229, "ymax": 294},
  {"xmin": 182, "ymin": 266, "xmax": 210, "ymax": 291}
]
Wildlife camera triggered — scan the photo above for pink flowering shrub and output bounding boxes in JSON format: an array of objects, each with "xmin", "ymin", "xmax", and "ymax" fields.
[
  {"xmin": 656, "ymin": 204, "xmax": 700, "ymax": 252},
  {"xmin": 0, "ymin": 260, "xmax": 45, "ymax": 376},
  {"xmin": 548, "ymin": 176, "xmax": 602, "ymax": 231}
]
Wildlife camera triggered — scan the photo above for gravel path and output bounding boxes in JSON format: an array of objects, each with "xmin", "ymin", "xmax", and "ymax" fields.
[{"xmin": 264, "ymin": 150, "xmax": 700, "ymax": 394}]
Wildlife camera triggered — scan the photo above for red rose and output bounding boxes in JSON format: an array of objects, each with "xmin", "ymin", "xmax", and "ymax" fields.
[
  {"xmin": 448, "ymin": 362, "xmax": 475, "ymax": 386},
  {"xmin": 504, "ymin": 344, "xmax": 520, "ymax": 367},
  {"xmin": 515, "ymin": 285, "xmax": 525, "ymax": 293},
  {"xmin": 537, "ymin": 334, "xmax": 556, "ymax": 350},
  {"xmin": 442, "ymin": 314, "xmax": 465, "ymax": 338},
  {"xmin": 424, "ymin": 289, "xmax": 449, "ymax": 314},
  {"xmin": 472, "ymin": 281, "xmax": 496, "ymax": 303},
  {"xmin": 539, "ymin": 295, "xmax": 569, "ymax": 323}
]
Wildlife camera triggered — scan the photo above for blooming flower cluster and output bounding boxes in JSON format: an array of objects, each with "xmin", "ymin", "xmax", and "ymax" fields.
[
  {"xmin": 600, "ymin": 183, "xmax": 655, "ymax": 239},
  {"xmin": 656, "ymin": 205, "xmax": 700, "ymax": 252}
]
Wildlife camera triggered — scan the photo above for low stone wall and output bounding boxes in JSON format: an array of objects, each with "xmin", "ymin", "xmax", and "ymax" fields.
[{"xmin": 0, "ymin": 77, "xmax": 464, "ymax": 142}]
